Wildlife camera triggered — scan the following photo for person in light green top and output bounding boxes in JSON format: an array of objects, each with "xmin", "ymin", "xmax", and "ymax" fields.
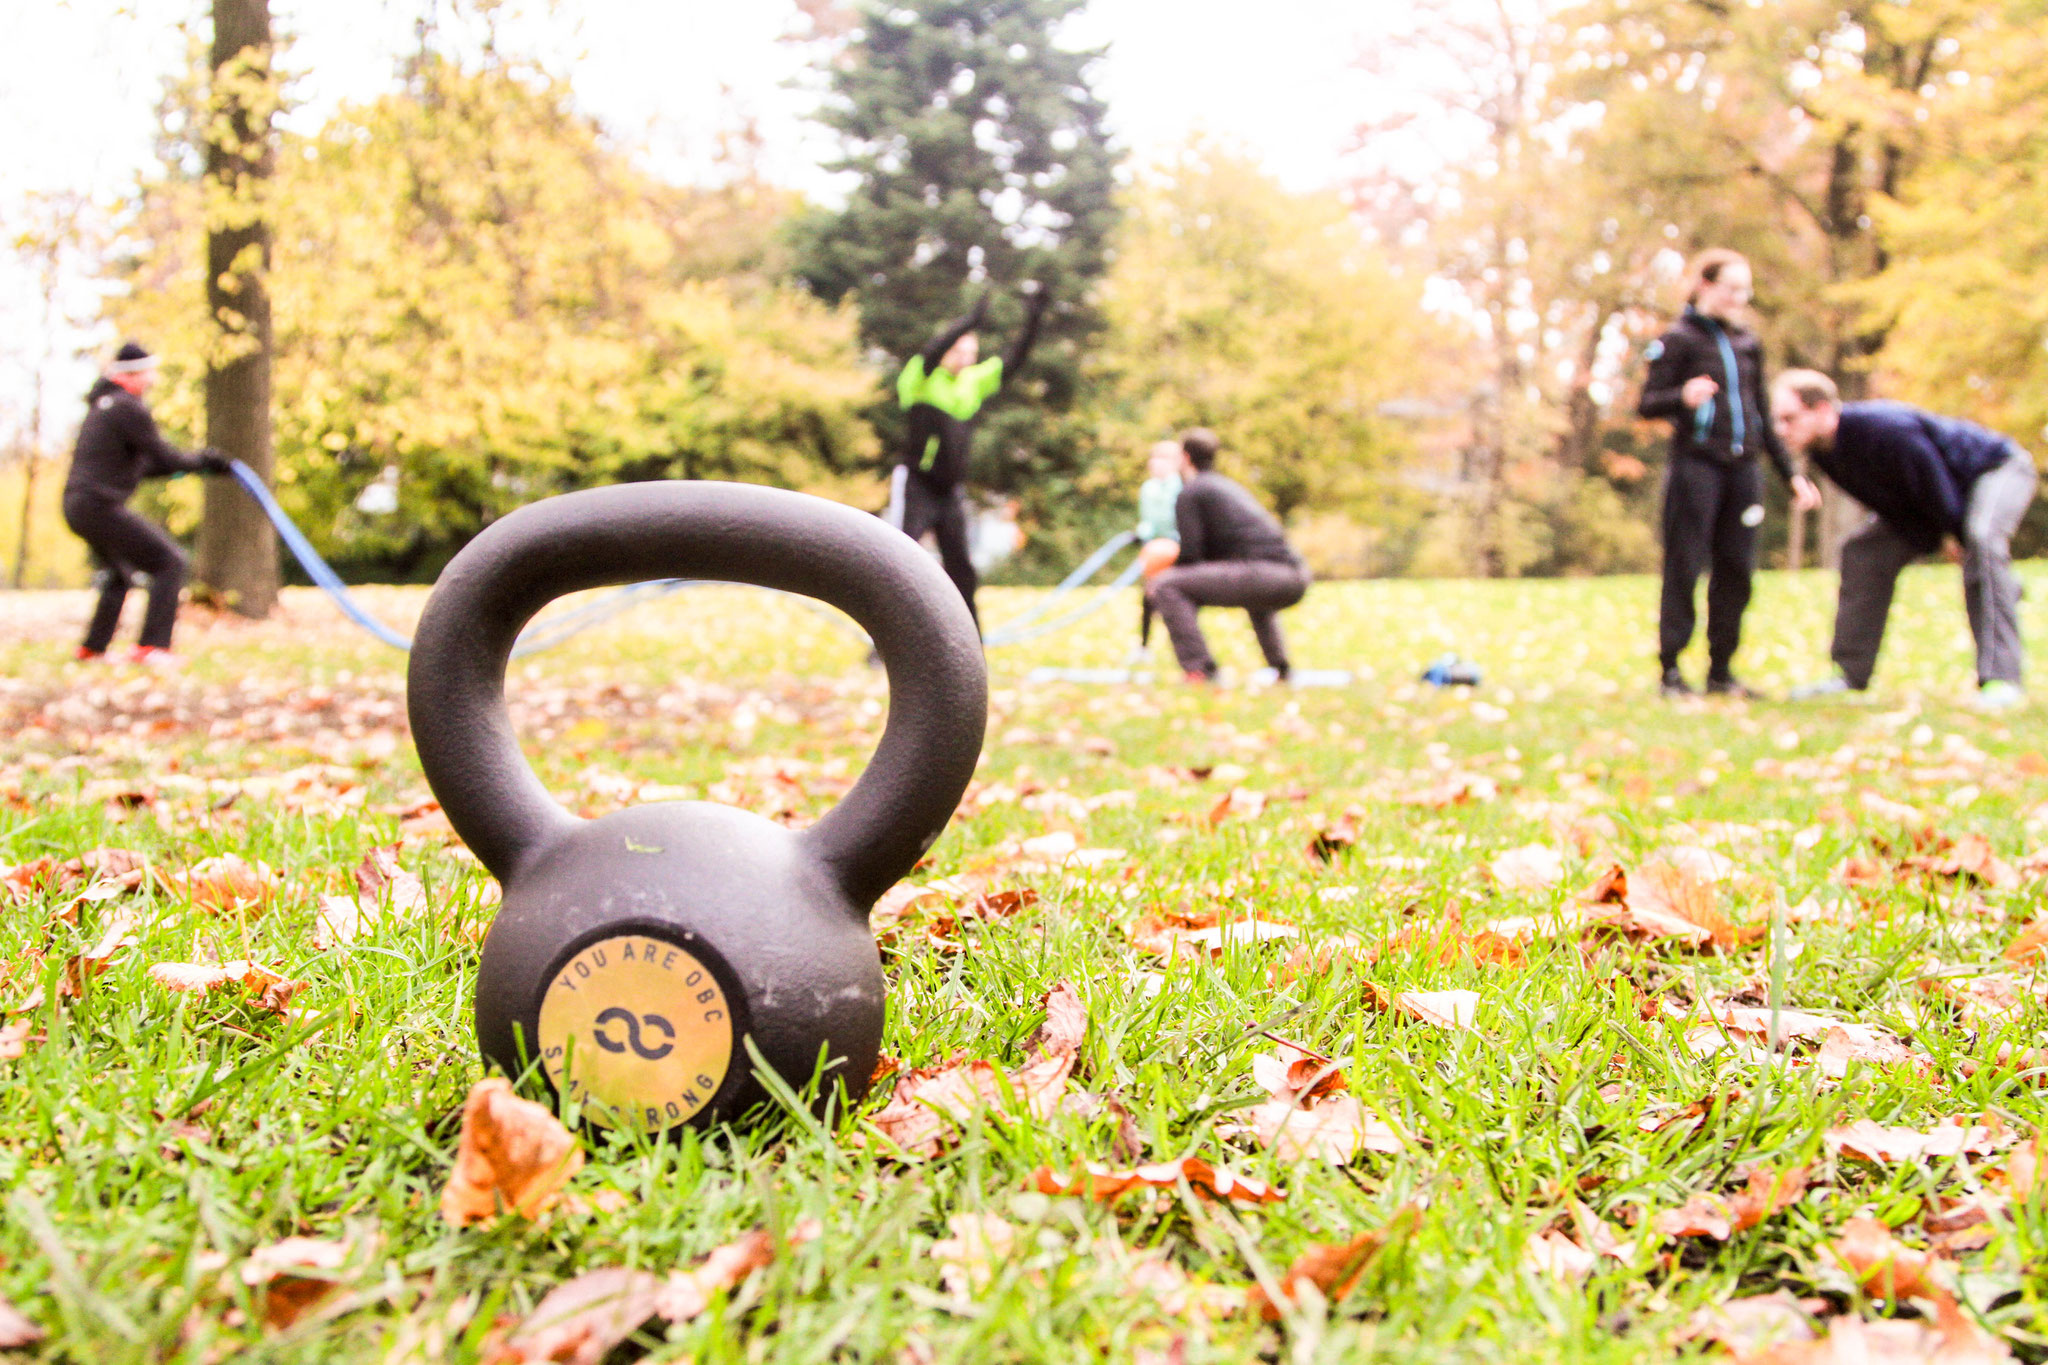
[{"xmin": 888, "ymin": 283, "xmax": 1049, "ymax": 623}]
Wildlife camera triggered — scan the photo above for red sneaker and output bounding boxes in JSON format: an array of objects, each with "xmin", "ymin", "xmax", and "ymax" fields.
[
  {"xmin": 127, "ymin": 645, "xmax": 185, "ymax": 669},
  {"xmin": 74, "ymin": 646, "xmax": 104, "ymax": 661}
]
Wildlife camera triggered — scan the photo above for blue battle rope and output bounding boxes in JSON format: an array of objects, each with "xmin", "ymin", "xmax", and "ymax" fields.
[
  {"xmin": 232, "ymin": 460, "xmax": 1135, "ymax": 654},
  {"xmin": 230, "ymin": 462, "xmax": 865, "ymax": 655}
]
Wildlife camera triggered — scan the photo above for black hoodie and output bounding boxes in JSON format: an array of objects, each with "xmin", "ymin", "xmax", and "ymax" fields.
[
  {"xmin": 1637, "ymin": 306, "xmax": 1793, "ymax": 483},
  {"xmin": 64, "ymin": 378, "xmax": 208, "ymax": 505}
]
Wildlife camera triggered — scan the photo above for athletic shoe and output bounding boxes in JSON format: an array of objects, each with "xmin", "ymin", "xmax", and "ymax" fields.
[
  {"xmin": 1978, "ymin": 680, "xmax": 2025, "ymax": 711},
  {"xmin": 127, "ymin": 645, "xmax": 185, "ymax": 669},
  {"xmin": 1705, "ymin": 674, "xmax": 1759, "ymax": 700},
  {"xmin": 1659, "ymin": 667, "xmax": 1695, "ymax": 698},
  {"xmin": 74, "ymin": 646, "xmax": 104, "ymax": 661},
  {"xmin": 1183, "ymin": 669, "xmax": 1215, "ymax": 686},
  {"xmin": 1789, "ymin": 675, "xmax": 1855, "ymax": 700}
]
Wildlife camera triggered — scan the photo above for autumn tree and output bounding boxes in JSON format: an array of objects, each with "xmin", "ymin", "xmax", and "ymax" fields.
[
  {"xmin": 112, "ymin": 54, "xmax": 877, "ymax": 580},
  {"xmin": 1552, "ymin": 0, "xmax": 1987, "ymax": 564},
  {"xmin": 1087, "ymin": 142, "xmax": 1442, "ymax": 570},
  {"xmin": 792, "ymin": 0, "xmax": 1120, "ymax": 556}
]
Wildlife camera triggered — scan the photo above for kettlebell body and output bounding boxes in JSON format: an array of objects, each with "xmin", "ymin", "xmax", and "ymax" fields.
[{"xmin": 407, "ymin": 482, "xmax": 986, "ymax": 1132}]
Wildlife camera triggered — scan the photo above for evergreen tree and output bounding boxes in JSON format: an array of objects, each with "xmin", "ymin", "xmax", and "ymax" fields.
[{"xmin": 793, "ymin": 0, "xmax": 1119, "ymax": 568}]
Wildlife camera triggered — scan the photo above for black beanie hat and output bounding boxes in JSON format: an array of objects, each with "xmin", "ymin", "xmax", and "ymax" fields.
[{"xmin": 108, "ymin": 341, "xmax": 156, "ymax": 374}]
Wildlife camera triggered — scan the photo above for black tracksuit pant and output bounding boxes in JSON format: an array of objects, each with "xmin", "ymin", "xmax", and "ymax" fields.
[
  {"xmin": 62, "ymin": 492, "xmax": 188, "ymax": 652},
  {"xmin": 1659, "ymin": 454, "xmax": 1762, "ymax": 677},
  {"xmin": 898, "ymin": 472, "xmax": 978, "ymax": 625}
]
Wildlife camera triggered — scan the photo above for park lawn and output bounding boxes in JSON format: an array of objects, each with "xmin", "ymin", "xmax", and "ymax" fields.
[{"xmin": 0, "ymin": 564, "xmax": 2044, "ymax": 1362}]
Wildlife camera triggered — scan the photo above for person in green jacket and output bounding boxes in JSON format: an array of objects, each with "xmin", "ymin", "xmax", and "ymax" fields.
[{"xmin": 888, "ymin": 282, "xmax": 1049, "ymax": 624}]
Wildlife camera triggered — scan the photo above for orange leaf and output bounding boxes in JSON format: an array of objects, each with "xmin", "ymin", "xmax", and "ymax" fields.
[
  {"xmin": 1828, "ymin": 1216, "xmax": 1940, "ymax": 1302},
  {"xmin": 1032, "ymin": 1157, "xmax": 1284, "ymax": 1206},
  {"xmin": 1249, "ymin": 1207, "xmax": 1418, "ymax": 1320},
  {"xmin": 440, "ymin": 1079, "xmax": 585, "ymax": 1226}
]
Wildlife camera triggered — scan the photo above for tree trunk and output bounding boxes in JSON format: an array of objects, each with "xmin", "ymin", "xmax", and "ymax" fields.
[{"xmin": 197, "ymin": 0, "xmax": 279, "ymax": 618}]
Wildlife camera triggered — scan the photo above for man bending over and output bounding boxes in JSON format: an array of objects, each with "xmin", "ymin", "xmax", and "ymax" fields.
[
  {"xmin": 1770, "ymin": 369, "xmax": 2037, "ymax": 708},
  {"xmin": 1144, "ymin": 428, "xmax": 1309, "ymax": 683}
]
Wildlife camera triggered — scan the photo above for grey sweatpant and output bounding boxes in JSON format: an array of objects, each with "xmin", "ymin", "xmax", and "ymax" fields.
[
  {"xmin": 1146, "ymin": 559, "xmax": 1309, "ymax": 678},
  {"xmin": 1830, "ymin": 446, "xmax": 2037, "ymax": 688}
]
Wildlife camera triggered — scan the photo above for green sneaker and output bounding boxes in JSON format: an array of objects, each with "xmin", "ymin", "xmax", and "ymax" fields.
[{"xmin": 1978, "ymin": 679, "xmax": 2025, "ymax": 711}]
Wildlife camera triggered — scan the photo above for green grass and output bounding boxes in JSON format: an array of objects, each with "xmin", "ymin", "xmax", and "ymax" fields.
[{"xmin": 1, "ymin": 563, "xmax": 2046, "ymax": 1362}]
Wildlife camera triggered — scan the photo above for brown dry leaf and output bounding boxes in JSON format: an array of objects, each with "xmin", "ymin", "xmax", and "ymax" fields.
[
  {"xmin": 1818, "ymin": 1026, "xmax": 1923, "ymax": 1078},
  {"xmin": 1638, "ymin": 1088, "xmax": 1746, "ymax": 1136},
  {"xmin": 1388, "ymin": 988, "xmax": 1479, "ymax": 1032},
  {"xmin": 1654, "ymin": 1165, "xmax": 1807, "ymax": 1241},
  {"xmin": 2002, "ymin": 919, "xmax": 2048, "ymax": 964},
  {"xmin": 148, "ymin": 959, "xmax": 309, "ymax": 1020},
  {"xmin": 1487, "ymin": 844, "xmax": 1564, "ymax": 892},
  {"xmin": 1585, "ymin": 858, "xmax": 1750, "ymax": 951},
  {"xmin": 63, "ymin": 906, "xmax": 146, "ymax": 998},
  {"xmin": 1246, "ymin": 1093, "xmax": 1404, "ymax": 1163},
  {"xmin": 1308, "ymin": 807, "xmax": 1366, "ymax": 863},
  {"xmin": 441, "ymin": 1079, "xmax": 586, "ymax": 1226},
  {"xmin": 869, "ymin": 984, "xmax": 1087, "ymax": 1158},
  {"xmin": 1399, "ymin": 773, "xmax": 1497, "ymax": 807},
  {"xmin": 1032, "ymin": 1157, "xmax": 1285, "ymax": 1206},
  {"xmin": 173, "ymin": 854, "xmax": 279, "ymax": 917},
  {"xmin": 1207, "ymin": 787, "xmax": 1268, "ymax": 825},
  {"xmin": 1523, "ymin": 1230, "xmax": 1598, "ymax": 1282},
  {"xmin": 238, "ymin": 1234, "xmax": 372, "ymax": 1330},
  {"xmin": 1824, "ymin": 1116, "xmax": 2010, "ymax": 1164},
  {"xmin": 1918, "ymin": 972, "xmax": 2039, "ymax": 1027},
  {"xmin": 651, "ymin": 1228, "xmax": 779, "ymax": 1321},
  {"xmin": 1739, "ymin": 1297, "xmax": 2012, "ymax": 1364},
  {"xmin": 1132, "ymin": 912, "xmax": 1296, "ymax": 961},
  {"xmin": 1900, "ymin": 834, "xmax": 2020, "ymax": 890},
  {"xmin": 485, "ymin": 1267, "xmax": 662, "ymax": 1365},
  {"xmin": 867, "ymin": 1061, "xmax": 1007, "ymax": 1158},
  {"xmin": 931, "ymin": 1213, "xmax": 1016, "ymax": 1299},
  {"xmin": 1249, "ymin": 1041, "xmax": 1347, "ymax": 1103},
  {"xmin": 1680, "ymin": 1292, "xmax": 1819, "ymax": 1356},
  {"xmin": 1828, "ymin": 1217, "xmax": 1941, "ymax": 1302},
  {"xmin": 1991, "ymin": 1135, "xmax": 2042, "ymax": 1199},
  {"xmin": 0, "ymin": 1017, "xmax": 32, "ymax": 1061},
  {"xmin": 1249, "ymin": 1208, "xmax": 1418, "ymax": 1321},
  {"xmin": 0, "ymin": 1294, "xmax": 43, "ymax": 1350}
]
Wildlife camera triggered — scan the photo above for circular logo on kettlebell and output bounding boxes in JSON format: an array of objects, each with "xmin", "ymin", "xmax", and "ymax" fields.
[{"xmin": 537, "ymin": 935, "xmax": 734, "ymax": 1130}]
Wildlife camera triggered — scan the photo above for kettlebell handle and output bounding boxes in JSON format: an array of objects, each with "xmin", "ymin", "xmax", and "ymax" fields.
[{"xmin": 407, "ymin": 482, "xmax": 988, "ymax": 910}]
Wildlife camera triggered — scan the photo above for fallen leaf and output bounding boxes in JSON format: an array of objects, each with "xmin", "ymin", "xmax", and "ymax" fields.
[
  {"xmin": 2003, "ymin": 919, "xmax": 2048, "ymax": 965},
  {"xmin": 1824, "ymin": 1117, "xmax": 2010, "ymax": 1164},
  {"xmin": 1522, "ymin": 1229, "xmax": 1598, "ymax": 1282},
  {"xmin": 1387, "ymin": 988, "xmax": 1479, "ymax": 1032},
  {"xmin": 148, "ymin": 959, "xmax": 309, "ymax": 1019},
  {"xmin": 931, "ymin": 1213, "xmax": 1015, "ymax": 1299},
  {"xmin": 441, "ymin": 1079, "xmax": 586, "ymax": 1226},
  {"xmin": 1249, "ymin": 1208, "xmax": 1417, "ymax": 1320},
  {"xmin": 1207, "ymin": 787, "xmax": 1268, "ymax": 825},
  {"xmin": 650, "ymin": 1229, "xmax": 778, "ymax": 1321},
  {"xmin": 1487, "ymin": 843, "xmax": 1564, "ymax": 892},
  {"xmin": 486, "ymin": 1267, "xmax": 661, "ymax": 1365},
  {"xmin": 172, "ymin": 854, "xmax": 279, "ymax": 917},
  {"xmin": 1033, "ymin": 1157, "xmax": 1285, "ymax": 1206},
  {"xmin": 0, "ymin": 1017, "xmax": 33, "ymax": 1060},
  {"xmin": 1585, "ymin": 858, "xmax": 1749, "ymax": 951},
  {"xmin": 1738, "ymin": 1296, "xmax": 2011, "ymax": 1364},
  {"xmin": 1654, "ymin": 1165, "xmax": 1807, "ymax": 1241},
  {"xmin": 1828, "ymin": 1216, "xmax": 1940, "ymax": 1301},
  {"xmin": 1817, "ymin": 1026, "xmax": 1923, "ymax": 1078},
  {"xmin": 1680, "ymin": 1292, "xmax": 1819, "ymax": 1356},
  {"xmin": 0, "ymin": 1295, "xmax": 43, "ymax": 1350},
  {"xmin": 239, "ymin": 1234, "xmax": 372, "ymax": 1330}
]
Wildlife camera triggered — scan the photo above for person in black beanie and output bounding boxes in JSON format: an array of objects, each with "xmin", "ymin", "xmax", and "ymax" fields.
[{"xmin": 63, "ymin": 342, "xmax": 231, "ymax": 664}]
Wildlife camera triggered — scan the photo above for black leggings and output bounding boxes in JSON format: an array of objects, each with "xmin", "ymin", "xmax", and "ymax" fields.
[
  {"xmin": 900, "ymin": 475, "xmax": 978, "ymax": 625},
  {"xmin": 1658, "ymin": 455, "xmax": 1761, "ymax": 675},
  {"xmin": 62, "ymin": 494, "xmax": 188, "ymax": 652}
]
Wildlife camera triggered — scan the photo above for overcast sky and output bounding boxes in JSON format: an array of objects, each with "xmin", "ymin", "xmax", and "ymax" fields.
[{"xmin": 1, "ymin": 0, "xmax": 1397, "ymax": 442}]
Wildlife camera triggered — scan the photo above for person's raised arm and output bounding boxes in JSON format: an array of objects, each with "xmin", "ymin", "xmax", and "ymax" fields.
[
  {"xmin": 1001, "ymin": 282, "xmax": 1050, "ymax": 376},
  {"xmin": 915, "ymin": 290, "xmax": 992, "ymax": 374}
]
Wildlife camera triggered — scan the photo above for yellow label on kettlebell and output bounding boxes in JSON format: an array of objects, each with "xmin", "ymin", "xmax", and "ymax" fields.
[{"xmin": 537, "ymin": 935, "xmax": 734, "ymax": 1130}]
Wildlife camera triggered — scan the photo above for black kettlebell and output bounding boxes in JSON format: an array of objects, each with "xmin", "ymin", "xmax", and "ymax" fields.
[{"xmin": 407, "ymin": 482, "xmax": 986, "ymax": 1132}]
